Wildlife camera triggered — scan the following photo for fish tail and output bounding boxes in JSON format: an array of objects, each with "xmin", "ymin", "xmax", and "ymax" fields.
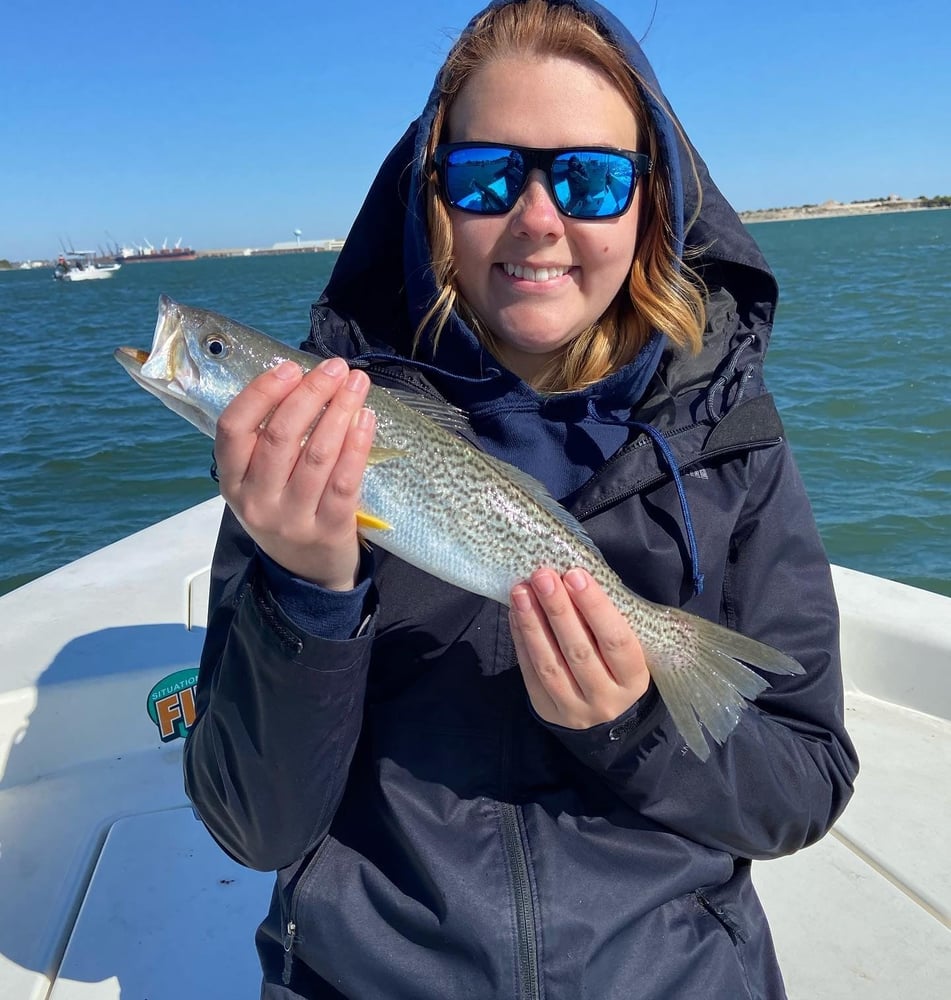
[{"xmin": 633, "ymin": 603, "xmax": 804, "ymax": 761}]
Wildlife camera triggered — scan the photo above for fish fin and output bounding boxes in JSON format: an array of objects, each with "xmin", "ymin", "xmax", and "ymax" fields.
[
  {"xmin": 629, "ymin": 599, "xmax": 804, "ymax": 761},
  {"xmin": 356, "ymin": 510, "xmax": 392, "ymax": 531},
  {"xmin": 367, "ymin": 446, "xmax": 407, "ymax": 466},
  {"xmin": 360, "ymin": 448, "xmax": 403, "ymax": 531},
  {"xmin": 479, "ymin": 453, "xmax": 603, "ymax": 559},
  {"xmin": 374, "ymin": 386, "xmax": 474, "ymax": 437},
  {"xmin": 357, "ymin": 449, "xmax": 400, "ymax": 530},
  {"xmin": 372, "ymin": 385, "xmax": 599, "ymax": 555}
]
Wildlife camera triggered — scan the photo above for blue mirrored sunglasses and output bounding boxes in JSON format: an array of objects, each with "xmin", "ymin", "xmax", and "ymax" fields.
[{"xmin": 433, "ymin": 142, "xmax": 652, "ymax": 220}]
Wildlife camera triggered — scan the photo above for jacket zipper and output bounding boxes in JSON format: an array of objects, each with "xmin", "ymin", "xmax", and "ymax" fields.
[
  {"xmin": 282, "ymin": 920, "xmax": 297, "ymax": 986},
  {"xmin": 281, "ymin": 837, "xmax": 334, "ymax": 986},
  {"xmin": 500, "ymin": 802, "xmax": 541, "ymax": 999},
  {"xmin": 574, "ymin": 436, "xmax": 783, "ymax": 522},
  {"xmin": 283, "ymin": 814, "xmax": 543, "ymax": 996}
]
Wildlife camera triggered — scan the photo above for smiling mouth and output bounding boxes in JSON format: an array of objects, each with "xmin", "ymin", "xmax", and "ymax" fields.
[{"xmin": 502, "ymin": 263, "xmax": 571, "ymax": 282}]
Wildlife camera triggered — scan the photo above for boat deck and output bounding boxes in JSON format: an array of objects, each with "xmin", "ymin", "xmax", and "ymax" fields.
[{"xmin": 1, "ymin": 498, "xmax": 949, "ymax": 998}]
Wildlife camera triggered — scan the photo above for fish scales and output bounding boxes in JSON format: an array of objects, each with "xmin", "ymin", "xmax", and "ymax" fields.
[
  {"xmin": 363, "ymin": 386, "xmax": 695, "ymax": 658},
  {"xmin": 361, "ymin": 386, "xmax": 601, "ymax": 605}
]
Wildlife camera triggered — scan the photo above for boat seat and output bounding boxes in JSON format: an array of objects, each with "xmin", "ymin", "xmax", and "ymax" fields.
[{"xmin": 48, "ymin": 808, "xmax": 273, "ymax": 999}]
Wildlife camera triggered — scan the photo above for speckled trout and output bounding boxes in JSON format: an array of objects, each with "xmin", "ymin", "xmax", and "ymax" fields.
[{"xmin": 116, "ymin": 294, "xmax": 803, "ymax": 760}]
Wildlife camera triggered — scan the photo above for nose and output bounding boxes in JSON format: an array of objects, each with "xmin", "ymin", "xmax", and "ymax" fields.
[{"xmin": 509, "ymin": 169, "xmax": 565, "ymax": 239}]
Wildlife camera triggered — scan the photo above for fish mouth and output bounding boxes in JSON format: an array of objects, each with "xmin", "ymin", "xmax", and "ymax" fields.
[
  {"xmin": 114, "ymin": 294, "xmax": 198, "ymax": 404},
  {"xmin": 114, "ymin": 294, "xmax": 213, "ymax": 434},
  {"xmin": 115, "ymin": 293, "xmax": 173, "ymax": 372},
  {"xmin": 113, "ymin": 345, "xmax": 151, "ymax": 375}
]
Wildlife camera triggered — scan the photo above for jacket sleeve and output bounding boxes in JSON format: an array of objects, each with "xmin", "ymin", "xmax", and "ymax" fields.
[
  {"xmin": 546, "ymin": 440, "xmax": 859, "ymax": 860},
  {"xmin": 183, "ymin": 506, "xmax": 376, "ymax": 871}
]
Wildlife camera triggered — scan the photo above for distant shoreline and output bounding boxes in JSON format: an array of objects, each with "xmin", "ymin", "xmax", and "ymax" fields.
[
  {"xmin": 738, "ymin": 198, "xmax": 950, "ymax": 224},
  {"xmin": 4, "ymin": 199, "xmax": 949, "ymax": 268}
]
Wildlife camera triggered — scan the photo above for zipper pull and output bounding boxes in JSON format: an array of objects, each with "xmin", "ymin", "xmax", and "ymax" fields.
[{"xmin": 282, "ymin": 921, "xmax": 297, "ymax": 985}]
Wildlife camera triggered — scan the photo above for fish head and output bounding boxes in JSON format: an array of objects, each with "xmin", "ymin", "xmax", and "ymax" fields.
[{"xmin": 115, "ymin": 294, "xmax": 304, "ymax": 438}]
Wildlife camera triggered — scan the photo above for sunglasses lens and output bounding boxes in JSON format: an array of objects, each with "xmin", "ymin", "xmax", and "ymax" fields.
[
  {"xmin": 551, "ymin": 151, "xmax": 635, "ymax": 218},
  {"xmin": 442, "ymin": 147, "xmax": 524, "ymax": 214},
  {"xmin": 438, "ymin": 146, "xmax": 643, "ymax": 218}
]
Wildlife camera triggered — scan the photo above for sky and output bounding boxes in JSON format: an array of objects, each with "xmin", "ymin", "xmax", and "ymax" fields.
[{"xmin": 2, "ymin": 0, "xmax": 948, "ymax": 262}]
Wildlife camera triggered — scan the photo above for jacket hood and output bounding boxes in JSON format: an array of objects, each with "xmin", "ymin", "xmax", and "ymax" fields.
[{"xmin": 315, "ymin": 0, "xmax": 779, "ymax": 405}]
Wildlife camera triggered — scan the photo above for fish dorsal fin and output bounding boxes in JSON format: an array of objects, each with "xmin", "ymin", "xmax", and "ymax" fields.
[
  {"xmin": 377, "ymin": 383, "xmax": 601, "ymax": 558},
  {"xmin": 376, "ymin": 384, "xmax": 475, "ymax": 438},
  {"xmin": 478, "ymin": 451, "xmax": 603, "ymax": 558}
]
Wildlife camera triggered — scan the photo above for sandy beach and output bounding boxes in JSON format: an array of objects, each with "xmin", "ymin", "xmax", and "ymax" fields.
[{"xmin": 738, "ymin": 197, "xmax": 949, "ymax": 224}]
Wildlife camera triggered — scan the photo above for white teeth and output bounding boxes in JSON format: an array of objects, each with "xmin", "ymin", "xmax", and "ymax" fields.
[{"xmin": 503, "ymin": 263, "xmax": 568, "ymax": 282}]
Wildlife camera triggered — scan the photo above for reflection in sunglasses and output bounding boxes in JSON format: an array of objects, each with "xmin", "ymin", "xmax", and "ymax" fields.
[{"xmin": 435, "ymin": 143, "xmax": 648, "ymax": 219}]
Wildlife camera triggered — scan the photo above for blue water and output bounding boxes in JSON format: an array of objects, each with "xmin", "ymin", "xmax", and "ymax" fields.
[
  {"xmin": 1, "ymin": 210, "xmax": 949, "ymax": 597},
  {"xmin": 756, "ymin": 211, "xmax": 950, "ymax": 597}
]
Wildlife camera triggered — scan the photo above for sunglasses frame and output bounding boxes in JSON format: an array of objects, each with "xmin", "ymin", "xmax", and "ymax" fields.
[{"xmin": 432, "ymin": 142, "xmax": 653, "ymax": 220}]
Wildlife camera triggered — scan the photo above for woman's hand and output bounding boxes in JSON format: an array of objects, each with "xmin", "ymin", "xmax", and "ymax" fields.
[
  {"xmin": 509, "ymin": 568, "xmax": 651, "ymax": 729},
  {"xmin": 214, "ymin": 357, "xmax": 375, "ymax": 591}
]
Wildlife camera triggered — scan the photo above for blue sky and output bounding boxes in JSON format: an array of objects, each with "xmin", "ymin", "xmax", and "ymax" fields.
[{"xmin": 2, "ymin": 0, "xmax": 948, "ymax": 262}]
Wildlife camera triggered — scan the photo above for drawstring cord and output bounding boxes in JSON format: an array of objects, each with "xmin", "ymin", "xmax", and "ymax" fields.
[
  {"xmin": 632, "ymin": 422, "xmax": 705, "ymax": 597},
  {"xmin": 705, "ymin": 335, "xmax": 757, "ymax": 423},
  {"xmin": 586, "ymin": 399, "xmax": 705, "ymax": 597}
]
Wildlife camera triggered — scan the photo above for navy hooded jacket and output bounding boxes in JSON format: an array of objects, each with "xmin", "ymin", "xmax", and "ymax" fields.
[{"xmin": 183, "ymin": 2, "xmax": 859, "ymax": 997}]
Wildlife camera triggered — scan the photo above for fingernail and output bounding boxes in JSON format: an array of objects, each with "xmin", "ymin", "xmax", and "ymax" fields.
[
  {"xmin": 321, "ymin": 358, "xmax": 347, "ymax": 378},
  {"xmin": 564, "ymin": 569, "xmax": 588, "ymax": 592},
  {"xmin": 511, "ymin": 586, "xmax": 532, "ymax": 612},
  {"xmin": 532, "ymin": 571, "xmax": 556, "ymax": 597},
  {"xmin": 346, "ymin": 369, "xmax": 367, "ymax": 391},
  {"xmin": 273, "ymin": 360, "xmax": 301, "ymax": 380},
  {"xmin": 355, "ymin": 407, "xmax": 375, "ymax": 431}
]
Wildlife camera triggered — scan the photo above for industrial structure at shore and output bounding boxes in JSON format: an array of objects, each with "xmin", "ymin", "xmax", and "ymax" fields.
[
  {"xmin": 5, "ymin": 236, "xmax": 348, "ymax": 270},
  {"xmin": 197, "ymin": 237, "xmax": 346, "ymax": 259}
]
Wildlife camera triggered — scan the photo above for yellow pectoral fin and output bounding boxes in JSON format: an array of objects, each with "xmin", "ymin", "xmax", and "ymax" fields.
[
  {"xmin": 367, "ymin": 446, "xmax": 407, "ymax": 466},
  {"xmin": 356, "ymin": 510, "xmax": 392, "ymax": 532},
  {"xmin": 358, "ymin": 447, "xmax": 403, "ymax": 531}
]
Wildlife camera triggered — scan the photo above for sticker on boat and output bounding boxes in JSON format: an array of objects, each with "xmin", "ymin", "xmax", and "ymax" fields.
[{"xmin": 147, "ymin": 668, "xmax": 199, "ymax": 741}]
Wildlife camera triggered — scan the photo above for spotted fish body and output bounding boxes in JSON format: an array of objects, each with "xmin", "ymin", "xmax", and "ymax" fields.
[
  {"xmin": 116, "ymin": 295, "xmax": 803, "ymax": 760},
  {"xmin": 359, "ymin": 392, "xmax": 602, "ymax": 604}
]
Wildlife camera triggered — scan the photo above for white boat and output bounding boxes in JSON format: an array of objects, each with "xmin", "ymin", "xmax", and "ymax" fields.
[
  {"xmin": 53, "ymin": 252, "xmax": 121, "ymax": 282},
  {"xmin": 0, "ymin": 496, "xmax": 948, "ymax": 998}
]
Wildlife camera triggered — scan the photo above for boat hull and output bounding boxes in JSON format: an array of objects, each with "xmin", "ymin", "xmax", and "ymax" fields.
[
  {"xmin": 53, "ymin": 265, "xmax": 120, "ymax": 281},
  {"xmin": 115, "ymin": 250, "xmax": 197, "ymax": 263},
  {"xmin": 0, "ymin": 499, "xmax": 948, "ymax": 999},
  {"xmin": 53, "ymin": 252, "xmax": 122, "ymax": 281}
]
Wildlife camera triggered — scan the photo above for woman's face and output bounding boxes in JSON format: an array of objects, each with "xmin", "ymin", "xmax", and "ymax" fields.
[{"xmin": 447, "ymin": 54, "xmax": 643, "ymax": 384}]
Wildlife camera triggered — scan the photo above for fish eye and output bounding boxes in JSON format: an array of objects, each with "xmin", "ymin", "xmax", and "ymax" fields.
[{"xmin": 203, "ymin": 335, "xmax": 231, "ymax": 359}]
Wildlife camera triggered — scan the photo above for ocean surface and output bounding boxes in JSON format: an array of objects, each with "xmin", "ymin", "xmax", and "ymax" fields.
[{"xmin": 1, "ymin": 209, "xmax": 949, "ymax": 598}]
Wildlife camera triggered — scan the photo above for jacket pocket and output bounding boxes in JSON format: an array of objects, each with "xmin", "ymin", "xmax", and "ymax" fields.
[
  {"xmin": 694, "ymin": 888, "xmax": 755, "ymax": 998},
  {"xmin": 695, "ymin": 888, "xmax": 748, "ymax": 944}
]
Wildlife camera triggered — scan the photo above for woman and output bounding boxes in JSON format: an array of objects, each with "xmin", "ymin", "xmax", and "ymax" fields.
[{"xmin": 184, "ymin": 2, "xmax": 858, "ymax": 997}]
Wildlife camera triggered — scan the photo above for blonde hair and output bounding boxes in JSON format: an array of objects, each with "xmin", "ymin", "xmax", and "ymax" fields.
[{"xmin": 418, "ymin": 0, "xmax": 706, "ymax": 393}]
